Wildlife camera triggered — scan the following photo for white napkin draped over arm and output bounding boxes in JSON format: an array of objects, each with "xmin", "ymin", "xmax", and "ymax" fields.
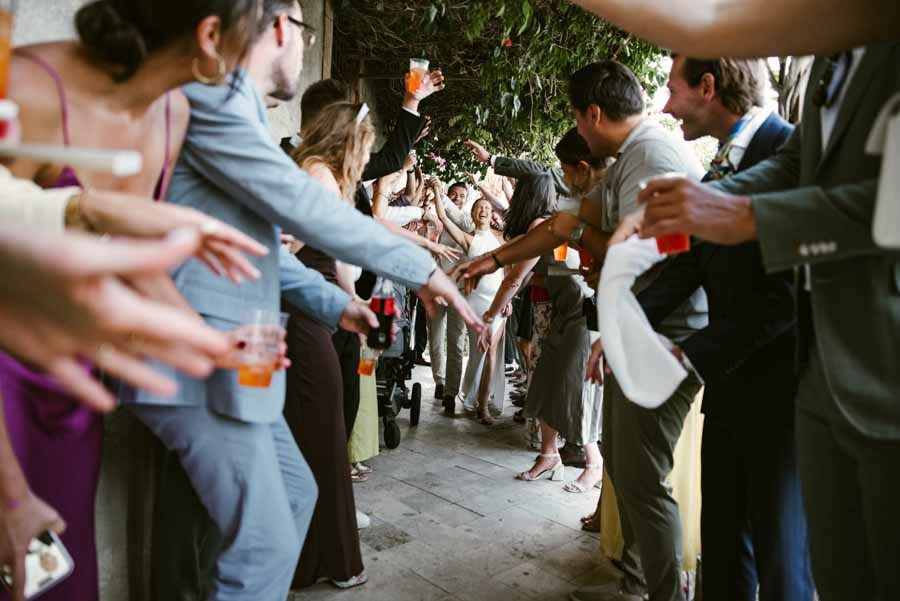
[{"xmin": 596, "ymin": 235, "xmax": 687, "ymax": 409}]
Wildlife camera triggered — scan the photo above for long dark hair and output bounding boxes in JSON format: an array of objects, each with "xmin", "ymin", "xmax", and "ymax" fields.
[
  {"xmin": 503, "ymin": 175, "xmax": 556, "ymax": 240},
  {"xmin": 76, "ymin": 0, "xmax": 260, "ymax": 82},
  {"xmin": 554, "ymin": 127, "xmax": 606, "ymax": 169}
]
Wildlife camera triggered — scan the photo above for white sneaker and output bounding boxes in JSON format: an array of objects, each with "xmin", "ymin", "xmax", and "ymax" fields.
[{"xmin": 356, "ymin": 509, "xmax": 371, "ymax": 530}]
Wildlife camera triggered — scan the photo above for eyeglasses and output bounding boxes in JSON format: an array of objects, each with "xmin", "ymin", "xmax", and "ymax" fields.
[
  {"xmin": 281, "ymin": 15, "xmax": 317, "ymax": 49},
  {"xmin": 812, "ymin": 52, "xmax": 853, "ymax": 109}
]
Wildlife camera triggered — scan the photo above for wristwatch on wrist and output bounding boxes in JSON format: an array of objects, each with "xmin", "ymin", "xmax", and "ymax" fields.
[{"xmin": 568, "ymin": 222, "xmax": 587, "ymax": 247}]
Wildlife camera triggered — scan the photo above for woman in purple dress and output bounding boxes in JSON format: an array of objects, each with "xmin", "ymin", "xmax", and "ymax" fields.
[{"xmin": 0, "ymin": 2, "xmax": 265, "ymax": 599}]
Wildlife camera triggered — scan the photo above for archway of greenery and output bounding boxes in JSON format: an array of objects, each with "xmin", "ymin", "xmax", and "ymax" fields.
[{"xmin": 332, "ymin": 0, "xmax": 667, "ymax": 181}]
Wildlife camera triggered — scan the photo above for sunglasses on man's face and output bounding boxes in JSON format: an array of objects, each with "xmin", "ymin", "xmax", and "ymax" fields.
[{"xmin": 279, "ymin": 15, "xmax": 317, "ymax": 49}]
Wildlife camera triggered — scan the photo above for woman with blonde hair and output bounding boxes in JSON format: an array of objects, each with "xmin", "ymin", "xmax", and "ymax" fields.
[{"xmin": 282, "ymin": 101, "xmax": 374, "ymax": 590}]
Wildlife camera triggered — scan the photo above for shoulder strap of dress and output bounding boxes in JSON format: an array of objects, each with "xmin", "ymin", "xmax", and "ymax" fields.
[
  {"xmin": 14, "ymin": 49, "xmax": 71, "ymax": 146},
  {"xmin": 153, "ymin": 93, "xmax": 173, "ymax": 201}
]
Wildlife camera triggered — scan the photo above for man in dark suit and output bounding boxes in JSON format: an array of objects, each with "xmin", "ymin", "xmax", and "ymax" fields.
[
  {"xmin": 639, "ymin": 43, "xmax": 900, "ymax": 601},
  {"xmin": 627, "ymin": 56, "xmax": 813, "ymax": 601}
]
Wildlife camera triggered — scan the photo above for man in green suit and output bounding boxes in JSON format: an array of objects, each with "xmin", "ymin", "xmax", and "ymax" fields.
[{"xmin": 639, "ymin": 43, "xmax": 900, "ymax": 601}]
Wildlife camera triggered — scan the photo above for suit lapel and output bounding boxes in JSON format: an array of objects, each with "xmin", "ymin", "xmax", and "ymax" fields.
[
  {"xmin": 819, "ymin": 44, "xmax": 892, "ymax": 170},
  {"xmin": 739, "ymin": 114, "xmax": 777, "ymax": 170},
  {"xmin": 804, "ymin": 58, "xmax": 828, "ymax": 169}
]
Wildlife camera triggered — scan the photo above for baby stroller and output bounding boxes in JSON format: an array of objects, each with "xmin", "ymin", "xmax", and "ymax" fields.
[{"xmin": 375, "ymin": 285, "xmax": 422, "ymax": 449}]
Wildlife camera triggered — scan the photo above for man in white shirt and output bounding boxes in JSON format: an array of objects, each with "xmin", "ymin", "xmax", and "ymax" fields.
[{"xmin": 428, "ymin": 180, "xmax": 474, "ymax": 407}]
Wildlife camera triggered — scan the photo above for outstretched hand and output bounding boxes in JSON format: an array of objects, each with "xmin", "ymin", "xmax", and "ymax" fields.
[
  {"xmin": 463, "ymin": 140, "xmax": 491, "ymax": 164},
  {"xmin": 0, "ymin": 227, "xmax": 230, "ymax": 412},
  {"xmin": 450, "ymin": 253, "xmax": 498, "ymax": 295},
  {"xmin": 585, "ymin": 338, "xmax": 608, "ymax": 385},
  {"xmin": 417, "ymin": 270, "xmax": 485, "ymax": 336}
]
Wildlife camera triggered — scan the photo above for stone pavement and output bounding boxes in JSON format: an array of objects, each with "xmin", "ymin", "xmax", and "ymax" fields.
[{"xmin": 291, "ymin": 365, "xmax": 622, "ymax": 601}]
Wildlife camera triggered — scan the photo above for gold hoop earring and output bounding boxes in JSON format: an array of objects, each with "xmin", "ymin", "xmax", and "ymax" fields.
[{"xmin": 191, "ymin": 54, "xmax": 227, "ymax": 86}]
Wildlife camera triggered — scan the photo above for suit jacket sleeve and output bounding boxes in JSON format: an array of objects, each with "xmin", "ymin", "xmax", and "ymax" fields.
[
  {"xmin": 180, "ymin": 81, "xmax": 435, "ymax": 290},
  {"xmin": 493, "ymin": 156, "xmax": 570, "ymax": 197},
  {"xmin": 679, "ymin": 256, "xmax": 795, "ymax": 383},
  {"xmin": 279, "ymin": 246, "xmax": 351, "ymax": 327},
  {"xmin": 711, "ymin": 127, "xmax": 882, "ymax": 272},
  {"xmin": 638, "ymin": 248, "xmax": 705, "ymax": 329},
  {"xmin": 361, "ymin": 109, "xmax": 424, "ymax": 180}
]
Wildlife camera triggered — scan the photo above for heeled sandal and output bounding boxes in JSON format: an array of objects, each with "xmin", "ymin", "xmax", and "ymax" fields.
[
  {"xmin": 563, "ymin": 464, "xmax": 603, "ymax": 493},
  {"xmin": 516, "ymin": 453, "xmax": 564, "ymax": 482}
]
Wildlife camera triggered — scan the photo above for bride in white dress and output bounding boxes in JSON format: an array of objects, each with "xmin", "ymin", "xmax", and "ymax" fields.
[{"xmin": 434, "ymin": 193, "xmax": 506, "ymax": 425}]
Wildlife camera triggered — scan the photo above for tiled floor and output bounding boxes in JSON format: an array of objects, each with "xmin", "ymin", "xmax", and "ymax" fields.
[{"xmin": 291, "ymin": 365, "xmax": 622, "ymax": 601}]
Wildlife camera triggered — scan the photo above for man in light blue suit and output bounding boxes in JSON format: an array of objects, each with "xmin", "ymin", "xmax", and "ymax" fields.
[{"xmin": 122, "ymin": 1, "xmax": 482, "ymax": 599}]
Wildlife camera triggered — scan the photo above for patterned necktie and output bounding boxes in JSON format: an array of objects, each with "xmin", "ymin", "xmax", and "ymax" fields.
[{"xmin": 704, "ymin": 112, "xmax": 755, "ymax": 182}]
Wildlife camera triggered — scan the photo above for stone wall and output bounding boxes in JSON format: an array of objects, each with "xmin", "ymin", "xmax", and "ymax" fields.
[{"xmin": 11, "ymin": 2, "xmax": 332, "ymax": 599}]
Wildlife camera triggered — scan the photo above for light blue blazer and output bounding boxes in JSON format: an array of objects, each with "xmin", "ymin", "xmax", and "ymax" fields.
[{"xmin": 124, "ymin": 70, "xmax": 436, "ymax": 423}]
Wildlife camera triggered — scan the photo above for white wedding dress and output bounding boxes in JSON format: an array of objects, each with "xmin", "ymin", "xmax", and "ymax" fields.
[{"xmin": 460, "ymin": 229, "xmax": 506, "ymax": 415}]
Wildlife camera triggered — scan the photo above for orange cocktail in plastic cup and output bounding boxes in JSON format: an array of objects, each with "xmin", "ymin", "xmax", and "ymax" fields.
[
  {"xmin": 237, "ymin": 311, "xmax": 289, "ymax": 389},
  {"xmin": 406, "ymin": 58, "xmax": 429, "ymax": 95},
  {"xmin": 357, "ymin": 345, "xmax": 379, "ymax": 376},
  {"xmin": 238, "ymin": 364, "xmax": 276, "ymax": 388},
  {"xmin": 553, "ymin": 244, "xmax": 569, "ymax": 262},
  {"xmin": 638, "ymin": 171, "xmax": 691, "ymax": 255}
]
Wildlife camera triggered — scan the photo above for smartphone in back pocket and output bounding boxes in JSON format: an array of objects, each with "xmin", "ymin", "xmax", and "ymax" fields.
[{"xmin": 1, "ymin": 531, "xmax": 74, "ymax": 599}]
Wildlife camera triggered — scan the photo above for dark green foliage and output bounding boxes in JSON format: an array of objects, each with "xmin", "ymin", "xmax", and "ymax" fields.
[{"xmin": 333, "ymin": 0, "xmax": 666, "ymax": 173}]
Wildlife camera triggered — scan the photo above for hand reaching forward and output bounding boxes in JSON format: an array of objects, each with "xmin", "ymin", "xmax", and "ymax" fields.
[
  {"xmin": 450, "ymin": 253, "xmax": 499, "ymax": 295},
  {"xmin": 417, "ymin": 269, "xmax": 485, "ymax": 336},
  {"xmin": 0, "ymin": 227, "xmax": 230, "ymax": 412},
  {"xmin": 585, "ymin": 337, "xmax": 608, "ymax": 385},
  {"xmin": 79, "ymin": 189, "xmax": 268, "ymax": 284},
  {"xmin": 463, "ymin": 140, "xmax": 492, "ymax": 164},
  {"xmin": 0, "ymin": 490, "xmax": 66, "ymax": 601}
]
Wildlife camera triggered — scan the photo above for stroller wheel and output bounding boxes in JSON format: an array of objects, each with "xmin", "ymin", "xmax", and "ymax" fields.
[
  {"xmin": 383, "ymin": 418, "xmax": 401, "ymax": 449},
  {"xmin": 410, "ymin": 383, "xmax": 422, "ymax": 427}
]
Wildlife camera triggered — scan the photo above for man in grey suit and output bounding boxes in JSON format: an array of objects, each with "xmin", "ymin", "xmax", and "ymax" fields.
[
  {"xmin": 122, "ymin": 1, "xmax": 482, "ymax": 600},
  {"xmin": 640, "ymin": 43, "xmax": 900, "ymax": 601}
]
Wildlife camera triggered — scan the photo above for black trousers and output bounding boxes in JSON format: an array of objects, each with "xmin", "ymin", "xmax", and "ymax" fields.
[
  {"xmin": 332, "ymin": 328, "xmax": 361, "ymax": 441},
  {"xmin": 414, "ymin": 298, "xmax": 428, "ymax": 356},
  {"xmin": 701, "ymin": 414, "xmax": 814, "ymax": 601}
]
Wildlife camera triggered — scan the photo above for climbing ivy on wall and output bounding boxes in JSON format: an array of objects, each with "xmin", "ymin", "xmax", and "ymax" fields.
[{"xmin": 333, "ymin": 0, "xmax": 667, "ymax": 173}]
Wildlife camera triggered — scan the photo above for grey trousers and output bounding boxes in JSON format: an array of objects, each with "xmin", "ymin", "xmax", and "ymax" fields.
[
  {"xmin": 428, "ymin": 303, "xmax": 467, "ymax": 396},
  {"xmin": 129, "ymin": 405, "xmax": 317, "ymax": 601},
  {"xmin": 796, "ymin": 354, "xmax": 900, "ymax": 601},
  {"xmin": 602, "ymin": 371, "xmax": 701, "ymax": 601}
]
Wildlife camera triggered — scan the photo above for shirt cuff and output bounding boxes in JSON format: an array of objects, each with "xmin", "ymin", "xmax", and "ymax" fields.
[
  {"xmin": 402, "ymin": 107, "xmax": 420, "ymax": 118},
  {"xmin": 0, "ymin": 186, "xmax": 77, "ymax": 232},
  {"xmin": 490, "ymin": 155, "xmax": 497, "ymax": 168}
]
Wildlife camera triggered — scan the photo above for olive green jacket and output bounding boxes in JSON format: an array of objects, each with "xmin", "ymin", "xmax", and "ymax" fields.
[{"xmin": 713, "ymin": 42, "xmax": 900, "ymax": 439}]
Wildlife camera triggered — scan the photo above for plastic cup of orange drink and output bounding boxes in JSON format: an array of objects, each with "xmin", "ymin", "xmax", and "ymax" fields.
[
  {"xmin": 553, "ymin": 243, "xmax": 569, "ymax": 262},
  {"xmin": 358, "ymin": 345, "xmax": 379, "ymax": 377},
  {"xmin": 407, "ymin": 58, "xmax": 429, "ymax": 95},
  {"xmin": 638, "ymin": 171, "xmax": 690, "ymax": 255},
  {"xmin": 237, "ymin": 310, "xmax": 289, "ymax": 388}
]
